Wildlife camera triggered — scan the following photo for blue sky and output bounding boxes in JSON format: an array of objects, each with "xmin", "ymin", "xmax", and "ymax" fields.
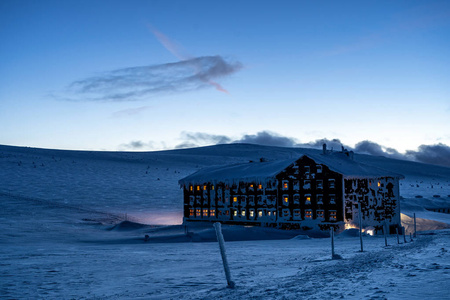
[{"xmin": 1, "ymin": 0, "xmax": 449, "ymax": 153}]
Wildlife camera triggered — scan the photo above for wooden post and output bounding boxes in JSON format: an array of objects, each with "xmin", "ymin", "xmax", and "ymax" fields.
[
  {"xmin": 358, "ymin": 205, "xmax": 363, "ymax": 252},
  {"xmin": 396, "ymin": 227, "xmax": 400, "ymax": 244},
  {"xmin": 413, "ymin": 213, "xmax": 417, "ymax": 238},
  {"xmin": 403, "ymin": 227, "xmax": 407, "ymax": 243},
  {"xmin": 331, "ymin": 227, "xmax": 335, "ymax": 259},
  {"xmin": 383, "ymin": 221, "xmax": 388, "ymax": 247},
  {"xmin": 214, "ymin": 222, "xmax": 235, "ymax": 288},
  {"xmin": 410, "ymin": 233, "xmax": 413, "ymax": 242}
]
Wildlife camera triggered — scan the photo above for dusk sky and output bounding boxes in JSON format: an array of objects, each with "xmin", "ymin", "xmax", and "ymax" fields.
[{"xmin": 1, "ymin": 0, "xmax": 449, "ymax": 154}]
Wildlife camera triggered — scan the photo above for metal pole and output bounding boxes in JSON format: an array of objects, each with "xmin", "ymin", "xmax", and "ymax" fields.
[
  {"xmin": 413, "ymin": 213, "xmax": 417, "ymax": 238},
  {"xmin": 358, "ymin": 205, "xmax": 363, "ymax": 252},
  {"xmin": 214, "ymin": 222, "xmax": 235, "ymax": 288},
  {"xmin": 331, "ymin": 227, "xmax": 335, "ymax": 259},
  {"xmin": 383, "ymin": 221, "xmax": 388, "ymax": 247},
  {"xmin": 396, "ymin": 227, "xmax": 400, "ymax": 244},
  {"xmin": 403, "ymin": 227, "xmax": 407, "ymax": 243}
]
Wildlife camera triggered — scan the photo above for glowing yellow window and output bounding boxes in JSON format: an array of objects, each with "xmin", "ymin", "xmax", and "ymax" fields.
[
  {"xmin": 305, "ymin": 210, "xmax": 312, "ymax": 219},
  {"xmin": 196, "ymin": 209, "xmax": 201, "ymax": 217},
  {"xmin": 203, "ymin": 209, "xmax": 208, "ymax": 216},
  {"xmin": 268, "ymin": 211, "xmax": 272, "ymax": 216},
  {"xmin": 283, "ymin": 182, "xmax": 288, "ymax": 189},
  {"xmin": 250, "ymin": 210, "xmax": 254, "ymax": 217},
  {"xmin": 241, "ymin": 210, "xmax": 246, "ymax": 217},
  {"xmin": 189, "ymin": 209, "xmax": 194, "ymax": 216},
  {"xmin": 284, "ymin": 196, "xmax": 289, "ymax": 204},
  {"xmin": 258, "ymin": 210, "xmax": 263, "ymax": 217},
  {"xmin": 233, "ymin": 196, "xmax": 238, "ymax": 202},
  {"xmin": 210, "ymin": 210, "xmax": 215, "ymax": 217},
  {"xmin": 306, "ymin": 196, "xmax": 311, "ymax": 203},
  {"xmin": 233, "ymin": 210, "xmax": 237, "ymax": 217},
  {"xmin": 196, "ymin": 186, "xmax": 200, "ymax": 191},
  {"xmin": 211, "ymin": 185, "xmax": 214, "ymax": 190},
  {"xmin": 203, "ymin": 185, "xmax": 207, "ymax": 190},
  {"xmin": 250, "ymin": 184, "xmax": 254, "ymax": 189},
  {"xmin": 378, "ymin": 182, "xmax": 381, "ymax": 187},
  {"xmin": 189, "ymin": 185, "xmax": 193, "ymax": 191},
  {"xmin": 258, "ymin": 184, "xmax": 262, "ymax": 190},
  {"xmin": 330, "ymin": 211, "xmax": 337, "ymax": 221}
]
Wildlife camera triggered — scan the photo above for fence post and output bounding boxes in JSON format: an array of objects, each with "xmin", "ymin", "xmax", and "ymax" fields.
[
  {"xmin": 402, "ymin": 227, "xmax": 407, "ymax": 243},
  {"xmin": 383, "ymin": 221, "xmax": 388, "ymax": 247},
  {"xmin": 358, "ymin": 205, "xmax": 363, "ymax": 252},
  {"xmin": 413, "ymin": 213, "xmax": 417, "ymax": 238},
  {"xmin": 213, "ymin": 222, "xmax": 235, "ymax": 288},
  {"xmin": 331, "ymin": 227, "xmax": 335, "ymax": 259},
  {"xmin": 396, "ymin": 227, "xmax": 400, "ymax": 244}
]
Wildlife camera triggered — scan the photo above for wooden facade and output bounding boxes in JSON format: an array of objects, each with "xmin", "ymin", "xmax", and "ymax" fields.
[{"xmin": 179, "ymin": 152, "xmax": 403, "ymax": 232}]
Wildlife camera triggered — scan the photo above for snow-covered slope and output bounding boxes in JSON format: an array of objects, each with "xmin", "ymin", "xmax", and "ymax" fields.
[
  {"xmin": 1, "ymin": 143, "xmax": 449, "ymax": 224},
  {"xmin": 1, "ymin": 144, "xmax": 450, "ymax": 299}
]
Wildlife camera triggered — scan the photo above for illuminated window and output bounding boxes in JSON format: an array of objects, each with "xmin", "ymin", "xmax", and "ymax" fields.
[
  {"xmin": 196, "ymin": 208, "xmax": 201, "ymax": 217},
  {"xmin": 258, "ymin": 184, "xmax": 262, "ymax": 190},
  {"xmin": 305, "ymin": 209, "xmax": 312, "ymax": 219},
  {"xmin": 329, "ymin": 179, "xmax": 335, "ymax": 189},
  {"xmin": 241, "ymin": 210, "xmax": 246, "ymax": 217},
  {"xmin": 249, "ymin": 210, "xmax": 254, "ymax": 218},
  {"xmin": 282, "ymin": 180, "xmax": 289, "ymax": 190},
  {"xmin": 203, "ymin": 209, "xmax": 208, "ymax": 217},
  {"xmin": 196, "ymin": 186, "xmax": 200, "ymax": 191},
  {"xmin": 233, "ymin": 196, "xmax": 238, "ymax": 203},
  {"xmin": 268, "ymin": 211, "xmax": 272, "ymax": 216},
  {"xmin": 258, "ymin": 210, "xmax": 263, "ymax": 217},
  {"xmin": 305, "ymin": 194, "xmax": 311, "ymax": 204},
  {"xmin": 210, "ymin": 210, "xmax": 215, "ymax": 217},
  {"xmin": 189, "ymin": 185, "xmax": 193, "ymax": 192},
  {"xmin": 203, "ymin": 185, "xmax": 206, "ymax": 190},
  {"xmin": 211, "ymin": 185, "xmax": 214, "ymax": 190},
  {"xmin": 378, "ymin": 181, "xmax": 381, "ymax": 187},
  {"xmin": 189, "ymin": 209, "xmax": 194, "ymax": 217},
  {"xmin": 316, "ymin": 165, "xmax": 322, "ymax": 173},
  {"xmin": 330, "ymin": 210, "xmax": 337, "ymax": 221},
  {"xmin": 249, "ymin": 184, "xmax": 254, "ymax": 190},
  {"xmin": 317, "ymin": 210, "xmax": 324, "ymax": 219},
  {"xmin": 283, "ymin": 195, "xmax": 289, "ymax": 205}
]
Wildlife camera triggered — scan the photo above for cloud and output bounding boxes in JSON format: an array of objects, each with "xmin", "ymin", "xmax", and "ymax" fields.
[
  {"xmin": 119, "ymin": 140, "xmax": 155, "ymax": 150},
  {"xmin": 406, "ymin": 143, "xmax": 450, "ymax": 167},
  {"xmin": 300, "ymin": 138, "xmax": 347, "ymax": 151},
  {"xmin": 175, "ymin": 132, "xmax": 232, "ymax": 149},
  {"xmin": 354, "ymin": 140, "xmax": 404, "ymax": 160},
  {"xmin": 112, "ymin": 106, "xmax": 151, "ymax": 117},
  {"xmin": 234, "ymin": 131, "xmax": 298, "ymax": 147},
  {"xmin": 64, "ymin": 56, "xmax": 242, "ymax": 102}
]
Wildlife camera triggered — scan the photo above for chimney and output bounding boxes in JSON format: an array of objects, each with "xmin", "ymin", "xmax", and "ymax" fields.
[{"xmin": 322, "ymin": 143, "xmax": 327, "ymax": 155}]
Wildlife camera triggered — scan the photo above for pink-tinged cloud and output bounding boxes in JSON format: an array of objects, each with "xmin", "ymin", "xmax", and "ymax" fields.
[{"xmin": 149, "ymin": 25, "xmax": 235, "ymax": 94}]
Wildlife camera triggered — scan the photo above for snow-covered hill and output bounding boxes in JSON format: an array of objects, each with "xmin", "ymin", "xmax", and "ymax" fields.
[
  {"xmin": 1, "ymin": 144, "xmax": 450, "ymax": 299},
  {"xmin": 1, "ymin": 143, "xmax": 449, "ymax": 224}
]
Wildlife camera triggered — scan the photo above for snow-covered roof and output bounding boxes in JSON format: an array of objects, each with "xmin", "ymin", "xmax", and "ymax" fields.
[{"xmin": 178, "ymin": 153, "xmax": 404, "ymax": 185}]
